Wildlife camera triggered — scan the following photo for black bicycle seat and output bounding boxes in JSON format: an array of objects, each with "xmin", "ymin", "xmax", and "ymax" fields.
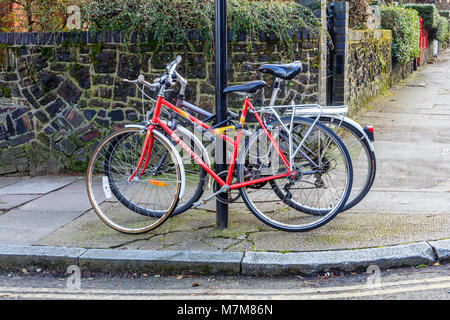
[
  {"xmin": 258, "ymin": 61, "xmax": 302, "ymax": 80},
  {"xmin": 223, "ymin": 80, "xmax": 266, "ymax": 94}
]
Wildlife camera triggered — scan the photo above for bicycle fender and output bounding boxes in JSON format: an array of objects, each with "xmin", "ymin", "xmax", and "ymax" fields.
[
  {"xmin": 168, "ymin": 123, "xmax": 212, "ymax": 190},
  {"xmin": 325, "ymin": 116, "xmax": 375, "ymax": 152},
  {"xmin": 125, "ymin": 124, "xmax": 186, "ymax": 200}
]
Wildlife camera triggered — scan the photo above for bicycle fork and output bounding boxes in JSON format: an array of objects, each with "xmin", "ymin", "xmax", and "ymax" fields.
[{"xmin": 128, "ymin": 125, "xmax": 156, "ymax": 182}]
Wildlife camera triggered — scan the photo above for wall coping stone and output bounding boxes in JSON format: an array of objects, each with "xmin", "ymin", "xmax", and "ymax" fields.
[
  {"xmin": 0, "ymin": 29, "xmax": 319, "ymax": 47},
  {"xmin": 348, "ymin": 29, "xmax": 392, "ymax": 42}
]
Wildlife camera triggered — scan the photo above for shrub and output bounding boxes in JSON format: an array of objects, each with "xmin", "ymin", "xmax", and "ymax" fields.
[
  {"xmin": 402, "ymin": 3, "xmax": 440, "ymax": 31},
  {"xmin": 436, "ymin": 15, "xmax": 449, "ymax": 44},
  {"xmin": 0, "ymin": 0, "xmax": 76, "ymax": 32},
  {"xmin": 81, "ymin": 0, "xmax": 320, "ymax": 52},
  {"xmin": 440, "ymin": 10, "xmax": 450, "ymax": 20},
  {"xmin": 380, "ymin": 6, "xmax": 420, "ymax": 64}
]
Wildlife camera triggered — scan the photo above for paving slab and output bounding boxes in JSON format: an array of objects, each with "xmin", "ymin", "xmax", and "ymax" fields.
[
  {"xmin": 372, "ymin": 159, "xmax": 450, "ymax": 191},
  {"xmin": 347, "ymin": 190, "xmax": 450, "ymax": 214},
  {"xmin": 241, "ymin": 242, "xmax": 436, "ymax": 276},
  {"xmin": 0, "ymin": 177, "xmax": 30, "ymax": 189},
  {"xmin": 0, "ymin": 194, "xmax": 41, "ymax": 210},
  {"xmin": 18, "ymin": 179, "xmax": 92, "ymax": 212},
  {"xmin": 0, "ymin": 176, "xmax": 80, "ymax": 195},
  {"xmin": 0, "ymin": 209, "xmax": 85, "ymax": 245}
]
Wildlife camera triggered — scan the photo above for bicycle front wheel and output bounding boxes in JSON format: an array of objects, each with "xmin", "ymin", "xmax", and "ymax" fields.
[
  {"xmin": 86, "ymin": 127, "xmax": 182, "ymax": 234},
  {"xmin": 237, "ymin": 117, "xmax": 353, "ymax": 232}
]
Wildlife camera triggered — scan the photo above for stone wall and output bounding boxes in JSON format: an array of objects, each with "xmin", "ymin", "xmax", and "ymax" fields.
[
  {"xmin": 346, "ymin": 30, "xmax": 392, "ymax": 114},
  {"xmin": 346, "ymin": 29, "xmax": 421, "ymax": 115},
  {"xmin": 331, "ymin": 1, "xmax": 426, "ymax": 115},
  {"xmin": 0, "ymin": 31, "xmax": 320, "ymax": 175}
]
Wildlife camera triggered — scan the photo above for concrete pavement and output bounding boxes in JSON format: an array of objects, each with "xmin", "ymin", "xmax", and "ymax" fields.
[{"xmin": 0, "ymin": 51, "xmax": 449, "ymax": 276}]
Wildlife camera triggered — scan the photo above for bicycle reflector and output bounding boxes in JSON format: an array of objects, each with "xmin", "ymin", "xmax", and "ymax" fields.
[
  {"xmin": 363, "ymin": 126, "xmax": 374, "ymax": 142},
  {"xmin": 147, "ymin": 179, "xmax": 168, "ymax": 187}
]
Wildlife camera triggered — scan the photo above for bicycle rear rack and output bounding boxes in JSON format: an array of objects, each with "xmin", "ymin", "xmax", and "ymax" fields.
[{"xmin": 258, "ymin": 104, "xmax": 348, "ymax": 117}]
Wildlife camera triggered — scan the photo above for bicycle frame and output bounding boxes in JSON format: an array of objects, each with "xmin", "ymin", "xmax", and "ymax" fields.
[{"xmin": 129, "ymin": 95, "xmax": 293, "ymax": 191}]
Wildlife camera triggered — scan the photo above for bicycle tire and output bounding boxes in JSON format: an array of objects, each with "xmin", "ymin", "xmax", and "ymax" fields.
[
  {"xmin": 86, "ymin": 127, "xmax": 182, "ymax": 234},
  {"xmin": 318, "ymin": 116, "xmax": 376, "ymax": 211},
  {"xmin": 103, "ymin": 124, "xmax": 208, "ymax": 217},
  {"xmin": 237, "ymin": 116, "xmax": 353, "ymax": 232},
  {"xmin": 270, "ymin": 116, "xmax": 376, "ymax": 213}
]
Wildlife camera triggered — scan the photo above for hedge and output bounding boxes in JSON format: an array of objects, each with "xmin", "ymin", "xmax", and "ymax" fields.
[
  {"xmin": 436, "ymin": 15, "xmax": 449, "ymax": 44},
  {"xmin": 380, "ymin": 6, "xmax": 420, "ymax": 64},
  {"xmin": 402, "ymin": 3, "xmax": 440, "ymax": 31},
  {"xmin": 440, "ymin": 10, "xmax": 450, "ymax": 20}
]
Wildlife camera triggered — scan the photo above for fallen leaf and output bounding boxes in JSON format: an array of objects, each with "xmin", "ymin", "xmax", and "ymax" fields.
[
  {"xmin": 21, "ymin": 268, "xmax": 29, "ymax": 275},
  {"xmin": 192, "ymin": 282, "xmax": 200, "ymax": 287}
]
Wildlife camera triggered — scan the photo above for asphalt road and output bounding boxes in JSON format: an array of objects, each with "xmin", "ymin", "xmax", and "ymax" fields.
[{"xmin": 0, "ymin": 263, "xmax": 448, "ymax": 301}]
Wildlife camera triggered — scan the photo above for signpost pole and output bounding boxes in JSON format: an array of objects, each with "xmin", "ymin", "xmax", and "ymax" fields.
[{"xmin": 215, "ymin": 0, "xmax": 228, "ymax": 228}]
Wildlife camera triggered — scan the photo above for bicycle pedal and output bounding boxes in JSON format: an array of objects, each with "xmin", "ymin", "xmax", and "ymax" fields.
[{"xmin": 193, "ymin": 200, "xmax": 207, "ymax": 208}]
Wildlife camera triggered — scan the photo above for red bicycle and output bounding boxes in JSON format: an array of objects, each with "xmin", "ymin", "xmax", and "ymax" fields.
[{"xmin": 86, "ymin": 56, "xmax": 353, "ymax": 234}]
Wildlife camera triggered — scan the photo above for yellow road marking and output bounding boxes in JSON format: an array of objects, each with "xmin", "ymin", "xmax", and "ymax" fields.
[{"xmin": 0, "ymin": 276, "xmax": 449, "ymax": 300}]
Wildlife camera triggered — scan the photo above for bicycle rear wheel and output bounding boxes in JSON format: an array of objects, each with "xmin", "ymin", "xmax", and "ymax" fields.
[
  {"xmin": 237, "ymin": 117, "xmax": 353, "ymax": 232},
  {"xmin": 86, "ymin": 127, "xmax": 182, "ymax": 234},
  {"xmin": 270, "ymin": 116, "xmax": 376, "ymax": 212},
  {"xmin": 318, "ymin": 117, "xmax": 376, "ymax": 211}
]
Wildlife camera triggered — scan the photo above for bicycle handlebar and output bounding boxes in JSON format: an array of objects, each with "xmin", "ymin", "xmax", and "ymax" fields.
[
  {"xmin": 164, "ymin": 56, "xmax": 182, "ymax": 87},
  {"xmin": 167, "ymin": 55, "xmax": 182, "ymax": 74},
  {"xmin": 124, "ymin": 55, "xmax": 183, "ymax": 90},
  {"xmin": 123, "ymin": 76, "xmax": 160, "ymax": 90}
]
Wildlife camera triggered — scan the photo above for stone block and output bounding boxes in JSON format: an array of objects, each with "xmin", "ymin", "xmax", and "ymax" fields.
[
  {"xmin": 58, "ymin": 80, "xmax": 82, "ymax": 105},
  {"xmin": 92, "ymin": 50, "xmax": 117, "ymax": 74}
]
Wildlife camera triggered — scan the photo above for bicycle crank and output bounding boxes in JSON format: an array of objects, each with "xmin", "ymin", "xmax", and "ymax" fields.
[
  {"xmin": 213, "ymin": 171, "xmax": 241, "ymax": 204},
  {"xmin": 193, "ymin": 184, "xmax": 231, "ymax": 208}
]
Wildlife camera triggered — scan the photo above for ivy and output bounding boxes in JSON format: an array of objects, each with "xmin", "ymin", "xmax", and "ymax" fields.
[
  {"xmin": 80, "ymin": 0, "xmax": 320, "ymax": 53},
  {"xmin": 380, "ymin": 6, "xmax": 420, "ymax": 64}
]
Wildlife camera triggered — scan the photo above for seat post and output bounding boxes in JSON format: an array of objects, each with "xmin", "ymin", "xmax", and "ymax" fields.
[{"xmin": 269, "ymin": 78, "xmax": 282, "ymax": 107}]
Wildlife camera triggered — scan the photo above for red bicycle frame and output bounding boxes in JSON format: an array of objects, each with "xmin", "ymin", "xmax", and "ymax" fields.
[{"xmin": 129, "ymin": 95, "xmax": 293, "ymax": 190}]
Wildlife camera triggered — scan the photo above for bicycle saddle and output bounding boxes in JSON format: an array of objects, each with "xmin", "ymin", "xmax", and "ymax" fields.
[
  {"xmin": 223, "ymin": 80, "xmax": 266, "ymax": 94},
  {"xmin": 258, "ymin": 61, "xmax": 302, "ymax": 80}
]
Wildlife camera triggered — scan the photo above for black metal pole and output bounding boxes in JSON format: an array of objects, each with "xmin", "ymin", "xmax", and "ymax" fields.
[{"xmin": 215, "ymin": 0, "xmax": 228, "ymax": 229}]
